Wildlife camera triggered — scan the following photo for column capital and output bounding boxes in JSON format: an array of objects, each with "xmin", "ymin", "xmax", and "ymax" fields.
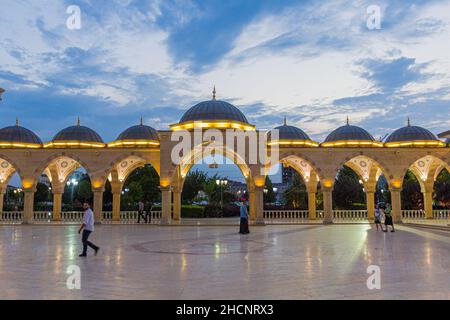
[
  {"xmin": 160, "ymin": 185, "xmax": 172, "ymax": 192},
  {"xmin": 92, "ymin": 187, "xmax": 105, "ymax": 193}
]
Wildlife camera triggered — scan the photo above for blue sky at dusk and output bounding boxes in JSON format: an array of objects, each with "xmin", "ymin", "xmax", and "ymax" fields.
[{"xmin": 1, "ymin": 0, "xmax": 450, "ymax": 184}]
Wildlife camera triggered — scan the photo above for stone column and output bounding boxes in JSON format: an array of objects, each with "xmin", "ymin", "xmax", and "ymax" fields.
[
  {"xmin": 52, "ymin": 192, "xmax": 63, "ymax": 221},
  {"xmin": 92, "ymin": 189, "xmax": 104, "ymax": 224},
  {"xmin": 249, "ymin": 191, "xmax": 256, "ymax": 221},
  {"xmin": 253, "ymin": 187, "xmax": 265, "ymax": 225},
  {"xmin": 322, "ymin": 187, "xmax": 333, "ymax": 224},
  {"xmin": 111, "ymin": 182, "xmax": 122, "ymax": 222},
  {"xmin": 423, "ymin": 191, "xmax": 433, "ymax": 219},
  {"xmin": 308, "ymin": 192, "xmax": 317, "ymax": 220},
  {"xmin": 22, "ymin": 189, "xmax": 35, "ymax": 224},
  {"xmin": 160, "ymin": 186, "xmax": 172, "ymax": 224},
  {"xmin": 366, "ymin": 190, "xmax": 375, "ymax": 220},
  {"xmin": 390, "ymin": 187, "xmax": 402, "ymax": 224},
  {"xmin": 112, "ymin": 193, "xmax": 121, "ymax": 222},
  {"xmin": 172, "ymin": 190, "xmax": 181, "ymax": 221}
]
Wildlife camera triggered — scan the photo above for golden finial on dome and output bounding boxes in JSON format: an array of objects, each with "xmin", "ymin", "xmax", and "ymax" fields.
[
  {"xmin": 284, "ymin": 116, "xmax": 287, "ymax": 126},
  {"xmin": 212, "ymin": 85, "xmax": 216, "ymax": 100},
  {"xmin": 77, "ymin": 117, "xmax": 80, "ymax": 126},
  {"xmin": 16, "ymin": 117, "xmax": 19, "ymax": 126},
  {"xmin": 140, "ymin": 116, "xmax": 144, "ymax": 125},
  {"xmin": 407, "ymin": 117, "xmax": 411, "ymax": 127},
  {"xmin": 346, "ymin": 116, "xmax": 350, "ymax": 125}
]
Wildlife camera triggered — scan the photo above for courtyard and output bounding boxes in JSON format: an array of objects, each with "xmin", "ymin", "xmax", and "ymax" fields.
[{"xmin": 0, "ymin": 224, "xmax": 448, "ymax": 300}]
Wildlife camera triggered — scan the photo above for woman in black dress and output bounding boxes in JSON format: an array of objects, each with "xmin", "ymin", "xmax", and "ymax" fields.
[{"xmin": 383, "ymin": 203, "xmax": 395, "ymax": 232}]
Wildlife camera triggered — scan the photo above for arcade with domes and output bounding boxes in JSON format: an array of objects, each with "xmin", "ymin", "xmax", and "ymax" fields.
[{"xmin": 0, "ymin": 90, "xmax": 449, "ymax": 225}]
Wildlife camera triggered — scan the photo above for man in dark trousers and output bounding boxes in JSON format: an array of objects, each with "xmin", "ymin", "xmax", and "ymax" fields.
[
  {"xmin": 239, "ymin": 200, "xmax": 250, "ymax": 234},
  {"xmin": 78, "ymin": 202, "xmax": 100, "ymax": 257},
  {"xmin": 137, "ymin": 200, "xmax": 146, "ymax": 223}
]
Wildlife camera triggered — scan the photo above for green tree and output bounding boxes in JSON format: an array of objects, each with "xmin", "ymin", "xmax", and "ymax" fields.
[
  {"xmin": 375, "ymin": 174, "xmax": 390, "ymax": 205},
  {"xmin": 333, "ymin": 166, "xmax": 365, "ymax": 209},
  {"xmin": 182, "ymin": 170, "xmax": 207, "ymax": 203},
  {"xmin": 264, "ymin": 176, "xmax": 276, "ymax": 203},
  {"xmin": 203, "ymin": 174, "xmax": 235, "ymax": 205},
  {"xmin": 75, "ymin": 179, "xmax": 93, "ymax": 203},
  {"xmin": 34, "ymin": 182, "xmax": 50, "ymax": 203},
  {"xmin": 401, "ymin": 170, "xmax": 422, "ymax": 209},
  {"xmin": 123, "ymin": 164, "xmax": 160, "ymax": 205},
  {"xmin": 122, "ymin": 181, "xmax": 144, "ymax": 208},
  {"xmin": 434, "ymin": 168, "xmax": 450, "ymax": 207},
  {"xmin": 283, "ymin": 172, "xmax": 307, "ymax": 209}
]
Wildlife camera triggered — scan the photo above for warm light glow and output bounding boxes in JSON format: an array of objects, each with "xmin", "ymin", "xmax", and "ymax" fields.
[
  {"xmin": 384, "ymin": 140, "xmax": 446, "ymax": 148},
  {"xmin": 107, "ymin": 139, "xmax": 160, "ymax": 148},
  {"xmin": 22, "ymin": 179, "xmax": 34, "ymax": 189},
  {"xmin": 322, "ymin": 179, "xmax": 334, "ymax": 188},
  {"xmin": 170, "ymin": 120, "xmax": 255, "ymax": 131},
  {"xmin": 392, "ymin": 179, "xmax": 402, "ymax": 188},
  {"xmin": 160, "ymin": 179, "xmax": 170, "ymax": 187},
  {"xmin": 320, "ymin": 140, "xmax": 384, "ymax": 147},
  {"xmin": 44, "ymin": 141, "xmax": 106, "ymax": 148},
  {"xmin": 254, "ymin": 178, "xmax": 265, "ymax": 187},
  {"xmin": 0, "ymin": 142, "xmax": 42, "ymax": 148},
  {"xmin": 91, "ymin": 180, "xmax": 104, "ymax": 189},
  {"xmin": 267, "ymin": 140, "xmax": 319, "ymax": 147}
]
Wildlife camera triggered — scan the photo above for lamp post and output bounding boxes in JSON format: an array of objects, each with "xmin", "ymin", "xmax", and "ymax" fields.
[
  {"xmin": 67, "ymin": 178, "xmax": 78, "ymax": 210},
  {"xmin": 216, "ymin": 179, "xmax": 228, "ymax": 217}
]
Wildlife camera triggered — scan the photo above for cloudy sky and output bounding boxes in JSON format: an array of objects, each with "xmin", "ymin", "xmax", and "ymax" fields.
[{"xmin": 1, "ymin": 0, "xmax": 450, "ymax": 144}]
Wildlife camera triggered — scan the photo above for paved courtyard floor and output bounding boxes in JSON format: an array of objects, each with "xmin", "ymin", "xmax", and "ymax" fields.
[{"xmin": 0, "ymin": 224, "xmax": 449, "ymax": 300}]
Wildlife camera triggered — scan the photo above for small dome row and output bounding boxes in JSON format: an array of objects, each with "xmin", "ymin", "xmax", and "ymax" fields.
[
  {"xmin": 0, "ymin": 91, "xmax": 447, "ymax": 148},
  {"xmin": 0, "ymin": 118, "xmax": 159, "ymax": 148},
  {"xmin": 270, "ymin": 117, "xmax": 446, "ymax": 147}
]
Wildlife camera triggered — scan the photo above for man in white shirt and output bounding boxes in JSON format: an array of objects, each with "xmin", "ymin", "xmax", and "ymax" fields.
[{"xmin": 78, "ymin": 202, "xmax": 100, "ymax": 257}]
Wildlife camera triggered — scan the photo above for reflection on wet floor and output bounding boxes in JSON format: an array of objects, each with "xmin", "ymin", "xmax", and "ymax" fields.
[{"xmin": 0, "ymin": 224, "xmax": 449, "ymax": 299}]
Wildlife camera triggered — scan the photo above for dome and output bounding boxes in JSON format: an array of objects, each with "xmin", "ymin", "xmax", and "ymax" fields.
[
  {"xmin": 117, "ymin": 124, "xmax": 159, "ymax": 141},
  {"xmin": 0, "ymin": 120, "xmax": 42, "ymax": 148},
  {"xmin": 47, "ymin": 118, "xmax": 104, "ymax": 148},
  {"xmin": 322, "ymin": 119, "xmax": 382, "ymax": 147},
  {"xmin": 108, "ymin": 119, "xmax": 160, "ymax": 147},
  {"xmin": 180, "ymin": 100, "xmax": 249, "ymax": 123},
  {"xmin": 267, "ymin": 118, "xmax": 318, "ymax": 147},
  {"xmin": 385, "ymin": 119, "xmax": 444, "ymax": 147},
  {"xmin": 171, "ymin": 88, "xmax": 254, "ymax": 131}
]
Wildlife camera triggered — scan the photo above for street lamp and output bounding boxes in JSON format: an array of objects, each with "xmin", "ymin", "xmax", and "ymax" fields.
[
  {"xmin": 216, "ymin": 179, "xmax": 228, "ymax": 217},
  {"xmin": 67, "ymin": 178, "xmax": 78, "ymax": 210}
]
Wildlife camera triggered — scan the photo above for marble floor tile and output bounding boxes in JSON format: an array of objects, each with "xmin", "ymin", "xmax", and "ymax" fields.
[{"xmin": 0, "ymin": 224, "xmax": 449, "ymax": 299}]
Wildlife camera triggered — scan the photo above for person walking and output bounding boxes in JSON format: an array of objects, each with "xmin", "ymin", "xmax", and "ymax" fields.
[
  {"xmin": 239, "ymin": 200, "xmax": 250, "ymax": 234},
  {"xmin": 383, "ymin": 203, "xmax": 395, "ymax": 232},
  {"xmin": 146, "ymin": 201, "xmax": 153, "ymax": 224},
  {"xmin": 78, "ymin": 202, "xmax": 99, "ymax": 257},
  {"xmin": 374, "ymin": 204, "xmax": 384, "ymax": 231},
  {"xmin": 137, "ymin": 200, "xmax": 146, "ymax": 223}
]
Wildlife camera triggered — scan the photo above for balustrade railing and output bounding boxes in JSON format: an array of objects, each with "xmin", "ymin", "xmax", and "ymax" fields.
[
  {"xmin": 5, "ymin": 209, "xmax": 446, "ymax": 224},
  {"xmin": 264, "ymin": 210, "xmax": 309, "ymax": 220},
  {"xmin": 333, "ymin": 210, "xmax": 368, "ymax": 221},
  {"xmin": 0, "ymin": 211, "xmax": 23, "ymax": 222},
  {"xmin": 263, "ymin": 210, "xmax": 368, "ymax": 222},
  {"xmin": 402, "ymin": 210, "xmax": 426, "ymax": 220},
  {"xmin": 61, "ymin": 211, "xmax": 84, "ymax": 222},
  {"xmin": 102, "ymin": 211, "xmax": 162, "ymax": 223},
  {"xmin": 432, "ymin": 210, "xmax": 450, "ymax": 220},
  {"xmin": 33, "ymin": 211, "xmax": 53, "ymax": 222}
]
